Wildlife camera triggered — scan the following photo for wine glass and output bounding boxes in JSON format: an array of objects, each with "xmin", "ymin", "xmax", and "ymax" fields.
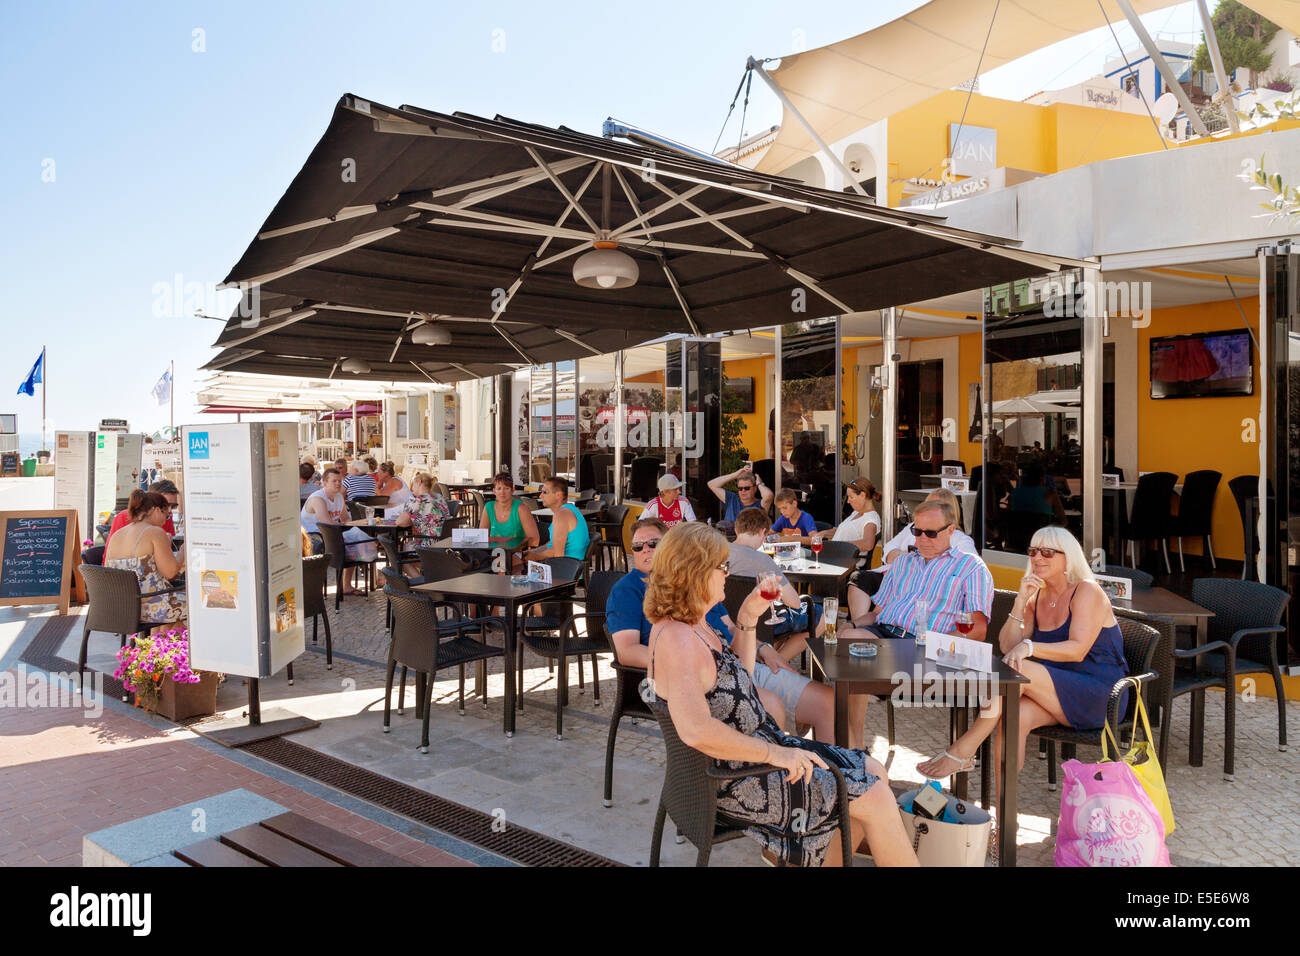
[
  {"xmin": 759, "ymin": 572, "xmax": 784, "ymax": 626},
  {"xmin": 810, "ymin": 534, "xmax": 823, "ymax": 567},
  {"xmin": 954, "ymin": 610, "xmax": 974, "ymax": 636}
]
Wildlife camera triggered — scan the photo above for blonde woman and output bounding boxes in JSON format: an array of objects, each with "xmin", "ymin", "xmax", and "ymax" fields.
[
  {"xmin": 643, "ymin": 522, "xmax": 916, "ymax": 867},
  {"xmin": 917, "ymin": 526, "xmax": 1128, "ymax": 780}
]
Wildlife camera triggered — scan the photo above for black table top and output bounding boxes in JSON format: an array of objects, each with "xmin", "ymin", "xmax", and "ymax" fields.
[
  {"xmin": 808, "ymin": 635, "xmax": 1027, "ymax": 698},
  {"xmin": 1112, "ymin": 587, "xmax": 1214, "ymax": 621},
  {"xmin": 413, "ymin": 571, "xmax": 577, "ymax": 605}
]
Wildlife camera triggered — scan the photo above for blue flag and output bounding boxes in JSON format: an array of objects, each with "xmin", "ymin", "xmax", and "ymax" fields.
[{"xmin": 16, "ymin": 351, "xmax": 42, "ymax": 397}]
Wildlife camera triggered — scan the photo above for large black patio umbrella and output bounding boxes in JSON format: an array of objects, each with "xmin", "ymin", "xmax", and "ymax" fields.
[{"xmin": 209, "ymin": 94, "xmax": 1079, "ymax": 382}]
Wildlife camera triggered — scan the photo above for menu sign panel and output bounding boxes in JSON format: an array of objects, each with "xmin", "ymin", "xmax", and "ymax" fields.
[
  {"xmin": 54, "ymin": 432, "xmax": 94, "ymax": 541},
  {"xmin": 183, "ymin": 423, "xmax": 303, "ymax": 678},
  {"xmin": 0, "ymin": 510, "xmax": 78, "ymax": 614},
  {"xmin": 92, "ymin": 432, "xmax": 118, "ymax": 525}
]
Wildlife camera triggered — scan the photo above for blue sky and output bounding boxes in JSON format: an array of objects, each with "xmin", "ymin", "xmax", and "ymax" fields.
[{"xmin": 1, "ymin": 0, "xmax": 1205, "ymax": 441}]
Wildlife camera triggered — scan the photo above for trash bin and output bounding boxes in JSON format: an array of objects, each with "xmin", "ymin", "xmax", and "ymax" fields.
[{"xmin": 21, "ymin": 457, "xmax": 37, "ymax": 476}]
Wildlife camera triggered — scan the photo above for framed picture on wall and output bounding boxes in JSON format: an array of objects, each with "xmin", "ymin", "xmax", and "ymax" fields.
[{"xmin": 723, "ymin": 377, "xmax": 755, "ymax": 414}]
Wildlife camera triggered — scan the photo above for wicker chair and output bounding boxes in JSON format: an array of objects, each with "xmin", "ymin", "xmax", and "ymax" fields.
[
  {"xmin": 317, "ymin": 523, "xmax": 378, "ymax": 609},
  {"xmin": 301, "ymin": 554, "xmax": 333, "ymax": 670},
  {"xmin": 1183, "ymin": 578, "xmax": 1290, "ymax": 779},
  {"xmin": 604, "ymin": 641, "xmax": 655, "ymax": 808},
  {"xmin": 646, "ymin": 697, "xmax": 853, "ymax": 867},
  {"xmin": 382, "ymin": 587, "xmax": 505, "ymax": 753},
  {"xmin": 1031, "ymin": 617, "xmax": 1161, "ymax": 790},
  {"xmin": 514, "ymin": 556, "xmax": 585, "ymax": 709},
  {"xmin": 1102, "ymin": 564, "xmax": 1154, "ymax": 589},
  {"xmin": 77, "ymin": 564, "xmax": 184, "ymax": 697},
  {"xmin": 519, "ymin": 570, "xmax": 621, "ymax": 740},
  {"xmin": 1109, "ymin": 605, "xmax": 1174, "ymax": 764}
]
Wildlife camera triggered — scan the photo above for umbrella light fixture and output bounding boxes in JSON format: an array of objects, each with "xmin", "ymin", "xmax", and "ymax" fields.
[
  {"xmin": 573, "ymin": 240, "xmax": 639, "ymax": 290},
  {"xmin": 411, "ymin": 322, "xmax": 452, "ymax": 345},
  {"xmin": 340, "ymin": 357, "xmax": 372, "ymax": 374}
]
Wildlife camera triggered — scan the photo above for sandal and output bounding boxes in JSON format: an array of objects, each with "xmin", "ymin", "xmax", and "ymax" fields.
[{"xmin": 918, "ymin": 749, "xmax": 976, "ymax": 781}]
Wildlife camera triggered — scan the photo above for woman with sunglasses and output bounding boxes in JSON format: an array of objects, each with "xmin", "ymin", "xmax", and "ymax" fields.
[
  {"xmin": 642, "ymin": 521, "xmax": 917, "ymax": 867},
  {"xmin": 917, "ymin": 526, "xmax": 1128, "ymax": 789}
]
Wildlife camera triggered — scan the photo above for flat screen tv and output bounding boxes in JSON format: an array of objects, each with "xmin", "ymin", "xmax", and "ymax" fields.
[
  {"xmin": 723, "ymin": 376, "xmax": 755, "ymax": 413},
  {"xmin": 1149, "ymin": 330, "xmax": 1253, "ymax": 399}
]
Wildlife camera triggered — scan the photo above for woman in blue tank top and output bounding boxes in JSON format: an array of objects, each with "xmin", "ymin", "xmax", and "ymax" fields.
[{"xmin": 916, "ymin": 527, "xmax": 1127, "ymax": 785}]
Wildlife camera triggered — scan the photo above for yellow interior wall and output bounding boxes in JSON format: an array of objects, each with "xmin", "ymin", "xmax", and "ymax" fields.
[
  {"xmin": 885, "ymin": 90, "xmax": 1163, "ymax": 207},
  {"xmin": 957, "ymin": 331, "xmax": 983, "ymax": 472},
  {"xmin": 721, "ymin": 356, "xmax": 769, "ymax": 460},
  {"xmin": 1136, "ymin": 297, "xmax": 1261, "ymax": 562}
]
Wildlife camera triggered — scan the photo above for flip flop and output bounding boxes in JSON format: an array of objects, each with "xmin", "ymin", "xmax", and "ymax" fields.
[{"xmin": 918, "ymin": 749, "xmax": 976, "ymax": 781}]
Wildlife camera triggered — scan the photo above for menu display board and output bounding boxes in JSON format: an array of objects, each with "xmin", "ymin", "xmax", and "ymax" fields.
[
  {"xmin": 182, "ymin": 423, "xmax": 303, "ymax": 678},
  {"xmin": 92, "ymin": 432, "xmax": 118, "ymax": 526},
  {"xmin": 54, "ymin": 432, "xmax": 94, "ymax": 542},
  {"xmin": 114, "ymin": 434, "xmax": 144, "ymax": 502},
  {"xmin": 0, "ymin": 509, "xmax": 78, "ymax": 614}
]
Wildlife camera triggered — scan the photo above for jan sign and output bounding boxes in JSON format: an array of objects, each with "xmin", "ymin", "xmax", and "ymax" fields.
[{"xmin": 948, "ymin": 124, "xmax": 996, "ymax": 177}]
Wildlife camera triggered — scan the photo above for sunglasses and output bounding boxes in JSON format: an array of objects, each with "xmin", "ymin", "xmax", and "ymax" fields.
[
  {"xmin": 1027, "ymin": 547, "xmax": 1063, "ymax": 559},
  {"xmin": 737, "ymin": 485, "xmax": 754, "ymax": 493},
  {"xmin": 909, "ymin": 523, "xmax": 952, "ymax": 539},
  {"xmin": 716, "ymin": 561, "xmax": 730, "ymax": 574},
  {"xmin": 630, "ymin": 538, "xmax": 662, "ymax": 553}
]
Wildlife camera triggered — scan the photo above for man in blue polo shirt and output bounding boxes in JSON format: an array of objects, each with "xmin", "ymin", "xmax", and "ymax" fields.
[
  {"xmin": 848, "ymin": 500, "xmax": 992, "ymax": 642},
  {"xmin": 606, "ymin": 517, "xmax": 842, "ymax": 744},
  {"xmin": 707, "ymin": 464, "xmax": 772, "ymax": 523}
]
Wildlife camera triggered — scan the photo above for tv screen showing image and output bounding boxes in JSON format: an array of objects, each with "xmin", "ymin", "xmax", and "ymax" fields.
[
  {"xmin": 1150, "ymin": 330, "xmax": 1253, "ymax": 399},
  {"xmin": 723, "ymin": 376, "xmax": 755, "ymax": 413}
]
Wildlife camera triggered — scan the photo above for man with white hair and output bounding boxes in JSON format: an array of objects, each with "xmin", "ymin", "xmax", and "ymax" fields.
[{"xmin": 846, "ymin": 499, "xmax": 992, "ymax": 642}]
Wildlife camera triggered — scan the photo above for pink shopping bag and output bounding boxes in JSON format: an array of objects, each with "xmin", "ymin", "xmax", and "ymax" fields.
[{"xmin": 1054, "ymin": 758, "xmax": 1170, "ymax": 867}]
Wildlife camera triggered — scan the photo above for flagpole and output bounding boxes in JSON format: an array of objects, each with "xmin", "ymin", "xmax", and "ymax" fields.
[
  {"xmin": 169, "ymin": 359, "xmax": 174, "ymax": 437},
  {"xmin": 41, "ymin": 346, "xmax": 46, "ymax": 450}
]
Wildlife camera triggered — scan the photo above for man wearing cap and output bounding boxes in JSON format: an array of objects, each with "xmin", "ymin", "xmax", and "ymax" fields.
[
  {"xmin": 107, "ymin": 479, "xmax": 179, "ymax": 542},
  {"xmin": 640, "ymin": 473, "xmax": 696, "ymax": 527}
]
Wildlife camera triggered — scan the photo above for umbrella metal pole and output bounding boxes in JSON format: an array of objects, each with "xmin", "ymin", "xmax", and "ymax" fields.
[
  {"xmin": 247, "ymin": 677, "xmax": 261, "ymax": 726},
  {"xmin": 881, "ymin": 308, "xmax": 898, "ymax": 543}
]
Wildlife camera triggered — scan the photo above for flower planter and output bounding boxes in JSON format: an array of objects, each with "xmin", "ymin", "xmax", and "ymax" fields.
[{"xmin": 155, "ymin": 671, "xmax": 220, "ymax": 721}]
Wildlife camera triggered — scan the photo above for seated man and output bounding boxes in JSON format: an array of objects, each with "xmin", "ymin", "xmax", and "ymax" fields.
[
  {"xmin": 707, "ymin": 464, "xmax": 772, "ymax": 522},
  {"xmin": 727, "ymin": 506, "xmax": 823, "ymax": 662},
  {"xmin": 845, "ymin": 500, "xmax": 992, "ymax": 642},
  {"xmin": 771, "ymin": 488, "xmax": 817, "ymax": 542},
  {"xmin": 299, "ymin": 462, "xmax": 321, "ymax": 500},
  {"xmin": 524, "ymin": 475, "xmax": 590, "ymax": 562},
  {"xmin": 107, "ymin": 479, "xmax": 178, "ymax": 542},
  {"xmin": 607, "ymin": 517, "xmax": 852, "ymax": 747}
]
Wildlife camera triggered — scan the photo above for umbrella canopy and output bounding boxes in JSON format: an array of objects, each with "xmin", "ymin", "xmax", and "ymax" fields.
[
  {"xmin": 208, "ymin": 95, "xmax": 1080, "ymax": 383},
  {"xmin": 319, "ymin": 402, "xmax": 381, "ymax": 421},
  {"xmin": 991, "ymin": 397, "xmax": 1075, "ymax": 415}
]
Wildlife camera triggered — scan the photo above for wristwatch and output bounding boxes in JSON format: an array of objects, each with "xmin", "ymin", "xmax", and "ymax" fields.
[{"xmin": 1022, "ymin": 639, "xmax": 1034, "ymax": 657}]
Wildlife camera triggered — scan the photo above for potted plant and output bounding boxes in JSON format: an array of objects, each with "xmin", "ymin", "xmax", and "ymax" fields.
[{"xmin": 114, "ymin": 627, "xmax": 219, "ymax": 720}]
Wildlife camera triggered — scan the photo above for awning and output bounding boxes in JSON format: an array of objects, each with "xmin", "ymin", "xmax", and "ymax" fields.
[
  {"xmin": 992, "ymin": 397, "xmax": 1075, "ymax": 415},
  {"xmin": 209, "ymin": 95, "xmax": 1083, "ymax": 383},
  {"xmin": 747, "ymin": 0, "xmax": 1300, "ymax": 175},
  {"xmin": 319, "ymin": 403, "xmax": 381, "ymax": 421}
]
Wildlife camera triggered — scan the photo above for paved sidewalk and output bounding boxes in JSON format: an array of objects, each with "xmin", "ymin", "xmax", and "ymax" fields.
[{"xmin": 0, "ymin": 667, "xmax": 481, "ymax": 867}]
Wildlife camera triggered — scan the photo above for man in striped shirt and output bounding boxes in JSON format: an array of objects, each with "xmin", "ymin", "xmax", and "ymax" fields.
[{"xmin": 851, "ymin": 499, "xmax": 992, "ymax": 642}]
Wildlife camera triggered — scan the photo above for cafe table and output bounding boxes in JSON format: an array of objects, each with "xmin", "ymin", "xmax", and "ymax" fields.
[
  {"xmin": 1111, "ymin": 586, "xmax": 1215, "ymax": 766},
  {"xmin": 413, "ymin": 571, "xmax": 578, "ymax": 736},
  {"xmin": 807, "ymin": 634, "xmax": 1028, "ymax": 866},
  {"xmin": 776, "ymin": 552, "xmax": 854, "ymax": 594}
]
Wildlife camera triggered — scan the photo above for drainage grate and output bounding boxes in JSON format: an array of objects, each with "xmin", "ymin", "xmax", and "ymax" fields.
[
  {"xmin": 16, "ymin": 614, "xmax": 131, "ymax": 700},
  {"xmin": 243, "ymin": 737, "xmax": 622, "ymax": 867}
]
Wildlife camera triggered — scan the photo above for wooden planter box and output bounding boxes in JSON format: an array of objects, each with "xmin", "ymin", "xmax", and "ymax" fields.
[{"xmin": 155, "ymin": 671, "xmax": 220, "ymax": 721}]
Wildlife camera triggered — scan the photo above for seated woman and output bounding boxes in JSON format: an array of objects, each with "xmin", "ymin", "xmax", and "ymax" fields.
[
  {"xmin": 104, "ymin": 490, "xmax": 186, "ymax": 625},
  {"xmin": 917, "ymin": 526, "xmax": 1128, "ymax": 783},
  {"xmin": 1009, "ymin": 462, "xmax": 1066, "ymax": 524},
  {"xmin": 479, "ymin": 472, "xmax": 540, "ymax": 570},
  {"xmin": 394, "ymin": 472, "xmax": 451, "ymax": 536},
  {"xmin": 643, "ymin": 522, "xmax": 916, "ymax": 867},
  {"xmin": 375, "ymin": 461, "xmax": 411, "ymax": 508}
]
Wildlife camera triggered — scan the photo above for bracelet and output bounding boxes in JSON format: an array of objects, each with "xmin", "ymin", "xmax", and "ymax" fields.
[
  {"xmin": 1008, "ymin": 613, "xmax": 1023, "ymax": 624},
  {"xmin": 736, "ymin": 618, "xmax": 757, "ymax": 631}
]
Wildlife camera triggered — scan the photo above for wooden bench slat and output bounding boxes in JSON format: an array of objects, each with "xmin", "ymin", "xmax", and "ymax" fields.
[
  {"xmin": 259, "ymin": 812, "xmax": 416, "ymax": 867},
  {"xmin": 174, "ymin": 839, "xmax": 267, "ymax": 867},
  {"xmin": 220, "ymin": 824, "xmax": 342, "ymax": 867}
]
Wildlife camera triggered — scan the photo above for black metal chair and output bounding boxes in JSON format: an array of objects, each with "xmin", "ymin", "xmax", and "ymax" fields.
[
  {"xmin": 590, "ymin": 504, "xmax": 630, "ymax": 573},
  {"xmin": 1101, "ymin": 564, "xmax": 1154, "ymax": 589},
  {"xmin": 629, "ymin": 457, "xmax": 663, "ymax": 501},
  {"xmin": 519, "ymin": 570, "xmax": 621, "ymax": 740},
  {"xmin": 1120, "ymin": 471, "xmax": 1177, "ymax": 572},
  {"xmin": 382, "ymin": 587, "xmax": 505, "ymax": 753},
  {"xmin": 646, "ymin": 696, "xmax": 853, "ymax": 867},
  {"xmin": 516, "ymin": 557, "xmax": 585, "ymax": 691},
  {"xmin": 817, "ymin": 541, "xmax": 859, "ymax": 568},
  {"xmin": 1180, "ymin": 578, "xmax": 1290, "ymax": 779},
  {"xmin": 76, "ymin": 564, "xmax": 185, "ymax": 699},
  {"xmin": 1109, "ymin": 605, "xmax": 1174, "ymax": 765},
  {"xmin": 1032, "ymin": 617, "xmax": 1161, "ymax": 790},
  {"xmin": 418, "ymin": 547, "xmax": 470, "ymax": 588},
  {"xmin": 604, "ymin": 642, "xmax": 654, "ymax": 808},
  {"xmin": 351, "ymin": 494, "xmax": 390, "ymax": 510},
  {"xmin": 301, "ymin": 554, "xmax": 333, "ymax": 670},
  {"xmin": 317, "ymin": 523, "xmax": 378, "ymax": 609},
  {"xmin": 1227, "ymin": 475, "xmax": 1271, "ymax": 580},
  {"xmin": 722, "ymin": 575, "xmax": 776, "ymax": 646},
  {"xmin": 1169, "ymin": 470, "xmax": 1222, "ymax": 572},
  {"xmin": 80, "ymin": 546, "xmax": 105, "ymax": 567}
]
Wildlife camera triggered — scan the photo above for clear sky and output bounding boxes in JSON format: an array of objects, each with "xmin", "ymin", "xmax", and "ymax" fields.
[{"xmin": 1, "ymin": 0, "xmax": 1206, "ymax": 443}]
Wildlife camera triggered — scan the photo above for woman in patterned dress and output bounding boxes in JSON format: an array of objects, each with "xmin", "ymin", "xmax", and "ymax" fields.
[
  {"xmin": 394, "ymin": 473, "xmax": 451, "ymax": 538},
  {"xmin": 643, "ymin": 522, "xmax": 916, "ymax": 867},
  {"xmin": 104, "ymin": 490, "xmax": 186, "ymax": 624}
]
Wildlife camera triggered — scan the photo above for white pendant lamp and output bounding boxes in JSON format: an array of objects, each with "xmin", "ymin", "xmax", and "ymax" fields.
[
  {"xmin": 412, "ymin": 322, "xmax": 451, "ymax": 346},
  {"xmin": 573, "ymin": 240, "xmax": 638, "ymax": 290}
]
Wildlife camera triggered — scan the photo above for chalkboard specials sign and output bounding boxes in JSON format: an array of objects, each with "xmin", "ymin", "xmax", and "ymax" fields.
[{"xmin": 0, "ymin": 509, "xmax": 79, "ymax": 615}]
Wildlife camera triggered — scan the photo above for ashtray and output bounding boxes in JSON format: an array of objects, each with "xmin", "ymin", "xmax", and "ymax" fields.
[
  {"xmin": 510, "ymin": 574, "xmax": 530, "ymax": 585},
  {"xmin": 848, "ymin": 642, "xmax": 877, "ymax": 658}
]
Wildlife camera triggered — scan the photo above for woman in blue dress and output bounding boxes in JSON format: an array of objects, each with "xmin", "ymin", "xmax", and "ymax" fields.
[
  {"xmin": 643, "ymin": 522, "xmax": 917, "ymax": 867},
  {"xmin": 918, "ymin": 526, "xmax": 1127, "ymax": 781}
]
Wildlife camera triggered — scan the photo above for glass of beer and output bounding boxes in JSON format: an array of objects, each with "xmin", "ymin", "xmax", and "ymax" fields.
[{"xmin": 823, "ymin": 596, "xmax": 838, "ymax": 645}]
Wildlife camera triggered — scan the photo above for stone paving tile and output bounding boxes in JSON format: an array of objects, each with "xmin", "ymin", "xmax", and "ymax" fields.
[
  {"xmin": 55, "ymin": 584, "xmax": 1300, "ymax": 867},
  {"xmin": 0, "ymin": 669, "xmax": 474, "ymax": 867}
]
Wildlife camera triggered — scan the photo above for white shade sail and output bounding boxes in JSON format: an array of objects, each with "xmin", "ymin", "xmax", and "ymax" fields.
[{"xmin": 751, "ymin": 0, "xmax": 1300, "ymax": 175}]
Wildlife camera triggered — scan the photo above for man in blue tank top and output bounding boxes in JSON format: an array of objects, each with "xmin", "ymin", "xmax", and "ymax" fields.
[{"xmin": 525, "ymin": 476, "xmax": 590, "ymax": 563}]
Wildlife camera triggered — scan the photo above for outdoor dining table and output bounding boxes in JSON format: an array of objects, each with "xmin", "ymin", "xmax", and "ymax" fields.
[
  {"xmin": 775, "ymin": 552, "xmax": 854, "ymax": 594},
  {"xmin": 808, "ymin": 634, "xmax": 1028, "ymax": 866},
  {"xmin": 1111, "ymin": 586, "xmax": 1216, "ymax": 766},
  {"xmin": 412, "ymin": 571, "xmax": 578, "ymax": 736}
]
